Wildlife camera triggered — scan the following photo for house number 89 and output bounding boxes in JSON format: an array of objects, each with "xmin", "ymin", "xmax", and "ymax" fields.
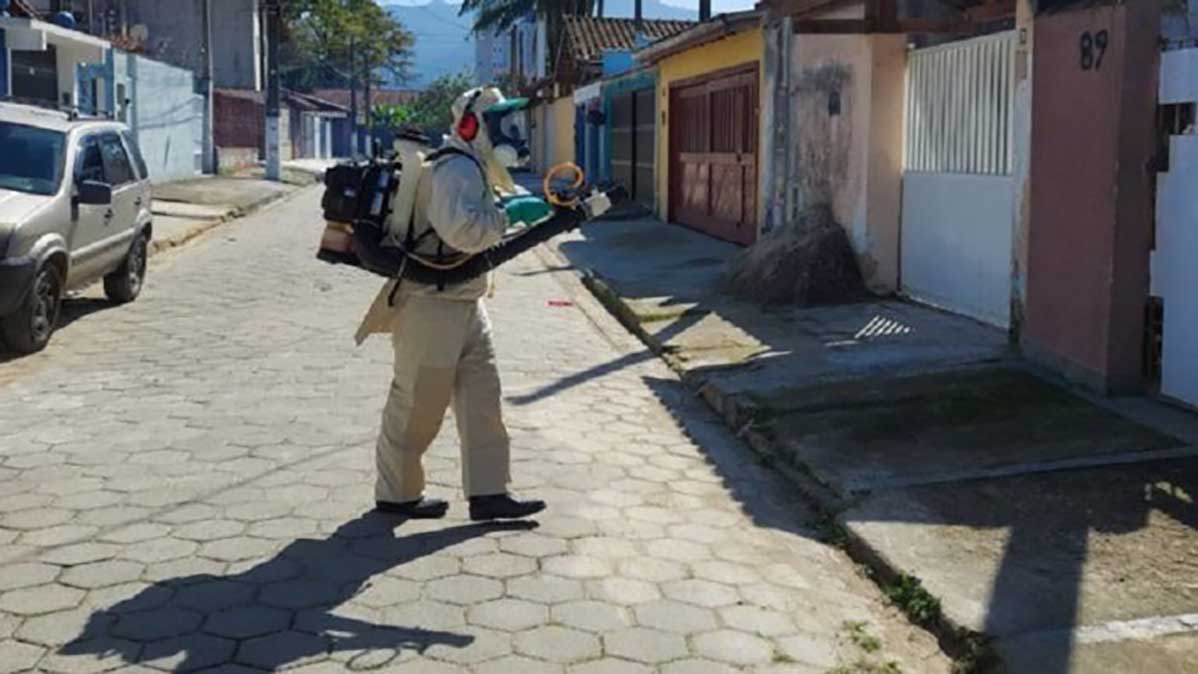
[{"xmin": 1080, "ymin": 30, "xmax": 1109, "ymax": 71}]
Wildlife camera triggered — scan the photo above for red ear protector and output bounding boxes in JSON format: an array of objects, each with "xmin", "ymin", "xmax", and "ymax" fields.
[{"xmin": 456, "ymin": 90, "xmax": 484, "ymax": 142}]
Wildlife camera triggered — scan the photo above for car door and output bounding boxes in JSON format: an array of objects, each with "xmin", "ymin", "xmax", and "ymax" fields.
[
  {"xmin": 67, "ymin": 133, "xmax": 112, "ymax": 285},
  {"xmin": 120, "ymin": 129, "xmax": 152, "ymax": 234},
  {"xmin": 95, "ymin": 131, "xmax": 141, "ymax": 272}
]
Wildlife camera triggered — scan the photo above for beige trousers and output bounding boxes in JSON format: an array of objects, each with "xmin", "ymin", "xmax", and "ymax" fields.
[{"xmin": 375, "ymin": 295, "xmax": 511, "ymax": 503}]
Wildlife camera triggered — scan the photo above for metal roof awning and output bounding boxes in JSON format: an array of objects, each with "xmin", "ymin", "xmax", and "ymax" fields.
[
  {"xmin": 760, "ymin": 0, "xmax": 1016, "ymax": 35},
  {"xmin": 633, "ymin": 9, "xmax": 765, "ymax": 65}
]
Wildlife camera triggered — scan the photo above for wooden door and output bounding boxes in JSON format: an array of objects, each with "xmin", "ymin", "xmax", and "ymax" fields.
[{"xmin": 668, "ymin": 64, "xmax": 758, "ymax": 245}]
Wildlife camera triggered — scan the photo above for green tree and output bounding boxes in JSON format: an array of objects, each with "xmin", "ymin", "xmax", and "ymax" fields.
[
  {"xmin": 282, "ymin": 0, "xmax": 414, "ymax": 92},
  {"xmin": 407, "ymin": 72, "xmax": 478, "ymax": 135}
]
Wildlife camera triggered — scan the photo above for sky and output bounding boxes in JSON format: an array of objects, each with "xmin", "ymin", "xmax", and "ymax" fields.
[{"xmin": 379, "ymin": 0, "xmax": 759, "ymax": 10}]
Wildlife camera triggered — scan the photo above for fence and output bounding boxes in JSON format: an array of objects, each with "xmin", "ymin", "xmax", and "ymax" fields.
[{"xmin": 905, "ymin": 31, "xmax": 1017, "ymax": 176}]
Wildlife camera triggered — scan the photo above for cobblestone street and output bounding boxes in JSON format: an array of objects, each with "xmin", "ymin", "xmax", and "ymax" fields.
[{"xmin": 0, "ymin": 189, "xmax": 952, "ymax": 674}]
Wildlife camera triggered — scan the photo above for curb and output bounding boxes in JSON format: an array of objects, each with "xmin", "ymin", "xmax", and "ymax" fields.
[
  {"xmin": 537, "ymin": 237, "xmax": 1000, "ymax": 673},
  {"xmin": 148, "ymin": 184, "xmax": 313, "ymax": 258}
]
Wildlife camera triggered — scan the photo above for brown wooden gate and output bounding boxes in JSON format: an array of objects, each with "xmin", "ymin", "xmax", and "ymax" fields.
[{"xmin": 668, "ymin": 63, "xmax": 759, "ymax": 246}]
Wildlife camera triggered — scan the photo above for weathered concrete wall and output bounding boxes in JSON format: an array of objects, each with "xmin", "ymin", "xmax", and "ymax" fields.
[
  {"xmin": 791, "ymin": 33, "xmax": 905, "ymax": 293},
  {"xmin": 124, "ymin": 0, "xmax": 260, "ymax": 91},
  {"xmin": 1023, "ymin": 2, "xmax": 1161, "ymax": 393},
  {"xmin": 549, "ymin": 96, "xmax": 575, "ymax": 169},
  {"xmin": 654, "ymin": 28, "xmax": 765, "ymax": 224}
]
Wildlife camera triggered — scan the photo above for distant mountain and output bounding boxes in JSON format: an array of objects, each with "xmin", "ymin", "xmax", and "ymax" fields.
[
  {"xmin": 384, "ymin": 1, "xmax": 475, "ymax": 88},
  {"xmin": 385, "ymin": 0, "xmax": 697, "ymax": 89}
]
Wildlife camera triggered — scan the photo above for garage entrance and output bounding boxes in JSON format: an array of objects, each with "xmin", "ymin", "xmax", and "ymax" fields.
[
  {"xmin": 901, "ymin": 32, "xmax": 1017, "ymax": 328},
  {"xmin": 668, "ymin": 63, "xmax": 759, "ymax": 246}
]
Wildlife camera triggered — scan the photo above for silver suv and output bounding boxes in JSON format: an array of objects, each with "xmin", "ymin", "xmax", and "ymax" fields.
[{"xmin": 0, "ymin": 101, "xmax": 152, "ymax": 353}]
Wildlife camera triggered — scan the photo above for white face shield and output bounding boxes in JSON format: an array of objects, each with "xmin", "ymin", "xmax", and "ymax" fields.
[{"xmin": 482, "ymin": 101, "xmax": 530, "ymax": 169}]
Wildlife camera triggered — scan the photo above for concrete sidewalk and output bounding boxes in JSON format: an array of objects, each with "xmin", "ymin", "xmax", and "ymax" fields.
[
  {"xmin": 149, "ymin": 176, "xmax": 304, "ymax": 256},
  {"xmin": 545, "ymin": 214, "xmax": 1198, "ymax": 673}
]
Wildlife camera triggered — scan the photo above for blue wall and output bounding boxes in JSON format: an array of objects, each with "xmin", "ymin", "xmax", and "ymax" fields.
[
  {"xmin": 0, "ymin": 30, "xmax": 9, "ymax": 98},
  {"xmin": 114, "ymin": 50, "xmax": 202, "ymax": 183}
]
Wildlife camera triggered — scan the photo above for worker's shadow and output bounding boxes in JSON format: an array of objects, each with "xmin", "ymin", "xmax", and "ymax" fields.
[{"xmin": 60, "ymin": 514, "xmax": 535, "ymax": 672}]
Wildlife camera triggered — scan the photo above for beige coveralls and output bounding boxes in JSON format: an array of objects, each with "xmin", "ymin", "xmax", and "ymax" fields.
[{"xmin": 356, "ymin": 141, "xmax": 511, "ymax": 502}]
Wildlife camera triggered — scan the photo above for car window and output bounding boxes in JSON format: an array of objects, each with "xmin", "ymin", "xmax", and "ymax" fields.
[
  {"xmin": 120, "ymin": 130, "xmax": 149, "ymax": 180},
  {"xmin": 0, "ymin": 122, "xmax": 66, "ymax": 196},
  {"xmin": 99, "ymin": 133, "xmax": 136, "ymax": 186},
  {"xmin": 75, "ymin": 136, "xmax": 105, "ymax": 184}
]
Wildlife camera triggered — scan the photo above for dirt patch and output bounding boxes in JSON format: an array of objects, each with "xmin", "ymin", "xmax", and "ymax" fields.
[{"xmin": 725, "ymin": 205, "xmax": 867, "ymax": 306}]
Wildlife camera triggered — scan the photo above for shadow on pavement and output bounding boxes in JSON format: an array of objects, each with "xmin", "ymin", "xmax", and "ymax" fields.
[{"xmin": 61, "ymin": 514, "xmax": 536, "ymax": 672}]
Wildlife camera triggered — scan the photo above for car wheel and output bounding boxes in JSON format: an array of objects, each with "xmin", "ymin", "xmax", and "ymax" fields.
[
  {"xmin": 104, "ymin": 234, "xmax": 148, "ymax": 304},
  {"xmin": 1, "ymin": 263, "xmax": 64, "ymax": 354}
]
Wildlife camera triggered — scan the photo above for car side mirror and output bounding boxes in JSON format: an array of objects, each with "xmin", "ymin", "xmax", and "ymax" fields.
[{"xmin": 77, "ymin": 180, "xmax": 113, "ymax": 205}]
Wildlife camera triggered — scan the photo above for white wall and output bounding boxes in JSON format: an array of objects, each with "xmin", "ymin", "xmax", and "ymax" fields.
[{"xmin": 900, "ymin": 173, "xmax": 1015, "ymax": 328}]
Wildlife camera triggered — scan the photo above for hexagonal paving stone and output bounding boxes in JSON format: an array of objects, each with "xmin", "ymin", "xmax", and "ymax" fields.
[
  {"xmin": 462, "ymin": 553, "xmax": 537, "ymax": 579},
  {"xmin": 20, "ymin": 525, "xmax": 100, "ymax": 547},
  {"xmin": 247, "ymin": 517, "xmax": 319, "ymax": 540},
  {"xmin": 41, "ymin": 542, "xmax": 121, "ymax": 566},
  {"xmin": 142, "ymin": 557, "xmax": 229, "ymax": 584},
  {"xmin": 236, "ymin": 630, "xmax": 331, "ymax": 670},
  {"xmin": 36, "ymin": 636, "xmax": 140, "ymax": 674},
  {"xmin": 586, "ymin": 578, "xmax": 661, "ymax": 605},
  {"xmin": 514, "ymin": 626, "xmax": 600, "ymax": 664},
  {"xmin": 122, "ymin": 538, "xmax": 201, "ymax": 564},
  {"xmin": 719, "ymin": 606, "xmax": 796, "ymax": 637},
  {"xmin": 549, "ymin": 600, "xmax": 631, "ymax": 633},
  {"xmin": 382, "ymin": 600, "xmax": 466, "ymax": 631},
  {"xmin": 773, "ymin": 632, "xmax": 839, "ymax": 668},
  {"xmin": 762, "ymin": 564, "xmax": 814, "ymax": 591},
  {"xmin": 692, "ymin": 629, "xmax": 775, "ymax": 666},
  {"xmin": 507, "ymin": 575, "xmax": 583, "ymax": 604},
  {"xmin": 61, "ymin": 560, "xmax": 145, "ymax": 590},
  {"xmin": 541, "ymin": 555, "xmax": 612, "ymax": 579},
  {"xmin": 692, "ymin": 561, "xmax": 762, "ymax": 586},
  {"xmin": 0, "ymin": 583, "xmax": 86, "ymax": 615},
  {"xmin": 498, "ymin": 534, "xmax": 569, "ymax": 559},
  {"xmin": 616, "ymin": 558, "xmax": 687, "ymax": 583},
  {"xmin": 425, "ymin": 575, "xmax": 504, "ymax": 606},
  {"xmin": 645, "ymin": 539, "xmax": 711, "ymax": 563},
  {"xmin": 466, "ymin": 599, "xmax": 548, "ymax": 632},
  {"xmin": 0, "ymin": 639, "xmax": 45, "ymax": 674},
  {"xmin": 659, "ymin": 658, "xmax": 742, "ymax": 674},
  {"xmin": 602, "ymin": 627, "xmax": 688, "ymax": 664},
  {"xmin": 139, "ymin": 633, "xmax": 237, "ymax": 672},
  {"xmin": 422, "ymin": 625, "xmax": 511, "ymax": 665},
  {"xmin": 633, "ymin": 600, "xmax": 718, "ymax": 635},
  {"xmin": 384, "ymin": 555, "xmax": 461, "ymax": 582},
  {"xmin": 352, "ymin": 577, "xmax": 421, "ymax": 609},
  {"xmin": 199, "ymin": 537, "xmax": 278, "ymax": 563},
  {"xmin": 226, "ymin": 502, "xmax": 294, "ymax": 523},
  {"xmin": 18, "ymin": 607, "xmax": 113, "ymax": 645},
  {"xmin": 110, "ymin": 607, "xmax": 204, "ymax": 642},
  {"xmin": 661, "ymin": 579, "xmax": 740, "ymax": 608},
  {"xmin": 1, "ymin": 507, "xmax": 73, "ymax": 530},
  {"xmin": 174, "ymin": 520, "xmax": 246, "ymax": 542},
  {"xmin": 175, "ymin": 579, "xmax": 258, "ymax": 612},
  {"xmin": 99, "ymin": 523, "xmax": 172, "ymax": 545},
  {"xmin": 567, "ymin": 659, "xmax": 653, "ymax": 674},
  {"xmin": 474, "ymin": 655, "xmax": 563, "ymax": 674},
  {"xmin": 0, "ymin": 562, "xmax": 60, "ymax": 591},
  {"xmin": 203, "ymin": 605, "xmax": 292, "ymax": 639},
  {"xmin": 571, "ymin": 537, "xmax": 640, "ymax": 560},
  {"xmin": 260, "ymin": 580, "xmax": 343, "ymax": 610}
]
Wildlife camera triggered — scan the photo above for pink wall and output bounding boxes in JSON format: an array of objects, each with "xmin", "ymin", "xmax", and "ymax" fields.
[{"xmin": 1023, "ymin": 3, "xmax": 1160, "ymax": 392}]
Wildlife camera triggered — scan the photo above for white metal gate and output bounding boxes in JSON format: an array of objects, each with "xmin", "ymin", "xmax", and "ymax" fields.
[
  {"xmin": 901, "ymin": 32, "xmax": 1017, "ymax": 328},
  {"xmin": 1155, "ymin": 48, "xmax": 1198, "ymax": 409}
]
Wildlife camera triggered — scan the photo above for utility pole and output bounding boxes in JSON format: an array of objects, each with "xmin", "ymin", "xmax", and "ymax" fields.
[
  {"xmin": 363, "ymin": 53, "xmax": 372, "ymax": 156},
  {"xmin": 265, "ymin": 0, "xmax": 281, "ymax": 181},
  {"xmin": 597, "ymin": 0, "xmax": 604, "ymax": 18},
  {"xmin": 349, "ymin": 35, "xmax": 358, "ymax": 158},
  {"xmin": 699, "ymin": 0, "xmax": 711, "ymax": 21},
  {"xmin": 634, "ymin": 0, "xmax": 641, "ymax": 31},
  {"xmin": 200, "ymin": 0, "xmax": 215, "ymax": 174}
]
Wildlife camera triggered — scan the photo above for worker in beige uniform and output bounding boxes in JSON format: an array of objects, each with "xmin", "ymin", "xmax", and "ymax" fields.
[{"xmin": 355, "ymin": 87, "xmax": 550, "ymax": 520}]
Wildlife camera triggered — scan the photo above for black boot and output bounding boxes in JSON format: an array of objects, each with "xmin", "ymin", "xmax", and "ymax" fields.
[
  {"xmin": 469, "ymin": 493, "xmax": 546, "ymax": 521},
  {"xmin": 375, "ymin": 497, "xmax": 449, "ymax": 519}
]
